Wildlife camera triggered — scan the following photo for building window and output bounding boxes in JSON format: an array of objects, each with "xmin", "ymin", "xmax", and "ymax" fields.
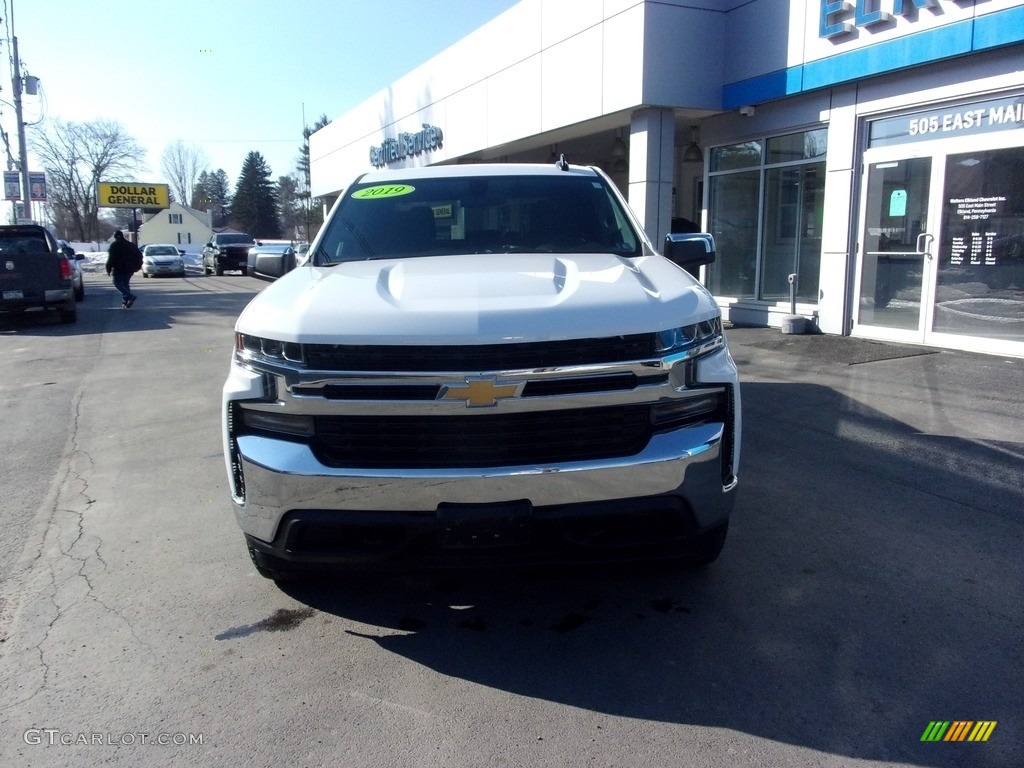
[
  {"xmin": 708, "ymin": 129, "xmax": 827, "ymax": 302},
  {"xmin": 935, "ymin": 144, "xmax": 1024, "ymax": 341},
  {"xmin": 169, "ymin": 213, "xmax": 182, "ymax": 224}
]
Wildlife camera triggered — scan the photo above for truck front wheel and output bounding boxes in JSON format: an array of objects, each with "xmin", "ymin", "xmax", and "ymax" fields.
[
  {"xmin": 247, "ymin": 542, "xmax": 304, "ymax": 583},
  {"xmin": 688, "ymin": 521, "xmax": 728, "ymax": 566}
]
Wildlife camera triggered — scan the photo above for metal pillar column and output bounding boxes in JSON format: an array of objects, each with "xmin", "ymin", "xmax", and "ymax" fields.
[{"xmin": 626, "ymin": 108, "xmax": 675, "ymax": 253}]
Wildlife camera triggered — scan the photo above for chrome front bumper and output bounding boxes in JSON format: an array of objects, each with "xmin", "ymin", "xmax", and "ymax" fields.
[{"xmin": 232, "ymin": 421, "xmax": 735, "ymax": 545}]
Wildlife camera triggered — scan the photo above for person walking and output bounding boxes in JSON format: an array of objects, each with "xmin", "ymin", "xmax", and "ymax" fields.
[{"xmin": 106, "ymin": 230, "xmax": 142, "ymax": 308}]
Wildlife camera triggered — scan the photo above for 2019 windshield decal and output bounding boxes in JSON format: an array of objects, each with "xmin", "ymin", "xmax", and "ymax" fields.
[{"xmin": 351, "ymin": 185, "xmax": 416, "ymax": 199}]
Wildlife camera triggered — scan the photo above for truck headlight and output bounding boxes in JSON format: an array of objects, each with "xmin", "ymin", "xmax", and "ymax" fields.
[
  {"xmin": 235, "ymin": 333, "xmax": 303, "ymax": 364},
  {"xmin": 656, "ymin": 316, "xmax": 724, "ymax": 360}
]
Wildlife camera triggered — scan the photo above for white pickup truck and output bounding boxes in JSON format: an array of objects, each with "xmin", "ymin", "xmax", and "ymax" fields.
[{"xmin": 223, "ymin": 160, "xmax": 740, "ymax": 580}]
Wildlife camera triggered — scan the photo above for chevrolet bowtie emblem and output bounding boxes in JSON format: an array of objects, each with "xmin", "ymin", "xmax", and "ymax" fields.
[{"xmin": 440, "ymin": 377, "xmax": 522, "ymax": 407}]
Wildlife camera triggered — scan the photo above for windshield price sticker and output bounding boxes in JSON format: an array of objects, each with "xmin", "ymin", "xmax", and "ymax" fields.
[{"xmin": 352, "ymin": 185, "xmax": 415, "ymax": 200}]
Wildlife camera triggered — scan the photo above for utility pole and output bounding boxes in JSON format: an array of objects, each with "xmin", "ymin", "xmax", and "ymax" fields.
[{"xmin": 11, "ymin": 5, "xmax": 33, "ymax": 221}]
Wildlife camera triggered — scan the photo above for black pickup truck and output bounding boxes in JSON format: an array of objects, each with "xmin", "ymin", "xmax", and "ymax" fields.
[
  {"xmin": 0, "ymin": 224, "xmax": 77, "ymax": 324},
  {"xmin": 202, "ymin": 232, "xmax": 254, "ymax": 276}
]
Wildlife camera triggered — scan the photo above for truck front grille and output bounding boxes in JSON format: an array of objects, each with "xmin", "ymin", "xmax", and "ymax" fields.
[
  {"xmin": 312, "ymin": 405, "xmax": 652, "ymax": 468},
  {"xmin": 303, "ymin": 334, "xmax": 657, "ymax": 372}
]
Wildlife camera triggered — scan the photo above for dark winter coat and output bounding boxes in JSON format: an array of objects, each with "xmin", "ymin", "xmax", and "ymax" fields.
[{"xmin": 107, "ymin": 237, "xmax": 142, "ymax": 276}]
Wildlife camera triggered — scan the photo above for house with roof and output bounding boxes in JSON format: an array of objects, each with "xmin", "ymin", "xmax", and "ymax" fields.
[{"xmin": 138, "ymin": 202, "xmax": 213, "ymax": 253}]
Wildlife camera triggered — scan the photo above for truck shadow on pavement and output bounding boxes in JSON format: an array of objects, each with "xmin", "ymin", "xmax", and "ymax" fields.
[{"xmin": 278, "ymin": 379, "xmax": 1023, "ymax": 768}]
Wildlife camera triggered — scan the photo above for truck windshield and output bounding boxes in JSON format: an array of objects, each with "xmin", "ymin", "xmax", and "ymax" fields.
[{"xmin": 316, "ymin": 173, "xmax": 642, "ymax": 264}]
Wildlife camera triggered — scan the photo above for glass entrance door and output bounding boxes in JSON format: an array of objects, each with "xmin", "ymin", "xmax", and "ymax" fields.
[
  {"xmin": 855, "ymin": 137, "xmax": 1024, "ymax": 355},
  {"xmin": 854, "ymin": 155, "xmax": 938, "ymax": 341}
]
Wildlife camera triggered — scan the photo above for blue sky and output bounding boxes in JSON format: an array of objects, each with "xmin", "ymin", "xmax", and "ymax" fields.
[{"xmin": 4, "ymin": 0, "xmax": 520, "ymax": 191}]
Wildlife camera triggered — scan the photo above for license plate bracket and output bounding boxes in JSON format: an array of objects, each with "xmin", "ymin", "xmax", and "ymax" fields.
[{"xmin": 436, "ymin": 500, "xmax": 532, "ymax": 549}]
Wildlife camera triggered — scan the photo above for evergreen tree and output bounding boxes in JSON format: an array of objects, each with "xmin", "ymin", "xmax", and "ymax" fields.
[
  {"xmin": 231, "ymin": 152, "xmax": 279, "ymax": 237},
  {"xmin": 296, "ymin": 114, "xmax": 331, "ymax": 240},
  {"xmin": 190, "ymin": 170, "xmax": 210, "ymax": 210},
  {"xmin": 191, "ymin": 169, "xmax": 231, "ymax": 228}
]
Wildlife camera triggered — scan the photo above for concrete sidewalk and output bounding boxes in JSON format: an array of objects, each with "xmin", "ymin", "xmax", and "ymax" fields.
[{"xmin": 725, "ymin": 325, "xmax": 1024, "ymax": 447}]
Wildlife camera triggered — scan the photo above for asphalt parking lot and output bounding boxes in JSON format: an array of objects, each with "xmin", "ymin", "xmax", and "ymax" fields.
[{"xmin": 0, "ymin": 274, "xmax": 1020, "ymax": 767}]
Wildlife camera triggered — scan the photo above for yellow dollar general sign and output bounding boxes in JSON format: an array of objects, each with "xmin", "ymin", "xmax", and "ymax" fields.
[
  {"xmin": 921, "ymin": 721, "xmax": 997, "ymax": 742},
  {"xmin": 97, "ymin": 182, "xmax": 170, "ymax": 209}
]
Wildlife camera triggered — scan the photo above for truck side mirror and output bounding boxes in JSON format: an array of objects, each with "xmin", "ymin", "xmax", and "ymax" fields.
[
  {"xmin": 664, "ymin": 232, "xmax": 715, "ymax": 273},
  {"xmin": 251, "ymin": 248, "xmax": 295, "ymax": 282}
]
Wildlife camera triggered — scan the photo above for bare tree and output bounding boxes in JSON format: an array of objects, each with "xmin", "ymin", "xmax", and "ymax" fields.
[
  {"xmin": 30, "ymin": 119, "xmax": 145, "ymax": 240},
  {"xmin": 161, "ymin": 141, "xmax": 209, "ymax": 207}
]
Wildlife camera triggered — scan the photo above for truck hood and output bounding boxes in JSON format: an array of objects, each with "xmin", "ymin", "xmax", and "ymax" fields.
[{"xmin": 236, "ymin": 253, "xmax": 720, "ymax": 345}]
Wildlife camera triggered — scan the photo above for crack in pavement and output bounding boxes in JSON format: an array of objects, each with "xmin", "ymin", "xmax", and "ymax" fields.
[{"xmin": 0, "ymin": 390, "xmax": 157, "ymax": 712}]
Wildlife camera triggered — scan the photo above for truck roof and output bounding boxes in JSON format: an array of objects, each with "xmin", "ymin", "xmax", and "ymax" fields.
[{"xmin": 355, "ymin": 162, "xmax": 601, "ymax": 184}]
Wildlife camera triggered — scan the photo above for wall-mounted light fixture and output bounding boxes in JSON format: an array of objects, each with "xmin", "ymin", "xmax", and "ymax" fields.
[
  {"xmin": 739, "ymin": 105, "xmax": 756, "ymax": 117},
  {"xmin": 682, "ymin": 125, "xmax": 702, "ymax": 163},
  {"xmin": 610, "ymin": 129, "xmax": 628, "ymax": 173}
]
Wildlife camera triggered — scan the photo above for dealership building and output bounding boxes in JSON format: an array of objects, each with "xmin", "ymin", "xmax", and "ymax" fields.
[{"xmin": 309, "ymin": 0, "xmax": 1024, "ymax": 357}]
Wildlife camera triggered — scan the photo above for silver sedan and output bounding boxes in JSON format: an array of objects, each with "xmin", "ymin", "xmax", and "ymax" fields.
[{"xmin": 142, "ymin": 244, "xmax": 186, "ymax": 277}]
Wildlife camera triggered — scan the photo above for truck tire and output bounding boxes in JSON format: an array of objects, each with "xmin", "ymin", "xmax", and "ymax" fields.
[
  {"xmin": 215, "ymin": 263, "xmax": 224, "ymax": 276},
  {"xmin": 688, "ymin": 521, "xmax": 728, "ymax": 566},
  {"xmin": 247, "ymin": 543, "xmax": 303, "ymax": 583}
]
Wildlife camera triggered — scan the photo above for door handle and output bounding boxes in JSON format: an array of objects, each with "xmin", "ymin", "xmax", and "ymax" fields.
[{"xmin": 916, "ymin": 232, "xmax": 934, "ymax": 260}]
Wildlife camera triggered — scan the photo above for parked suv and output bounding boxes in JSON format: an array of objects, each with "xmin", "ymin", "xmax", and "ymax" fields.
[
  {"xmin": 203, "ymin": 232, "xmax": 254, "ymax": 276},
  {"xmin": 223, "ymin": 160, "xmax": 740, "ymax": 580}
]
